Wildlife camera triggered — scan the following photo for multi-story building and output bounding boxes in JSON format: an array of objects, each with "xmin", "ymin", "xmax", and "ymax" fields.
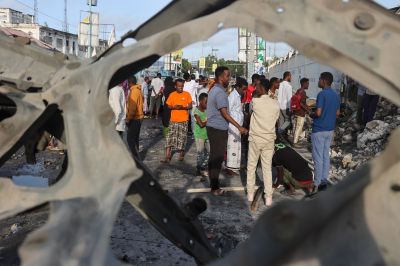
[
  {"xmin": 0, "ymin": 7, "xmax": 34, "ymax": 24},
  {"xmin": 0, "ymin": 7, "xmax": 108, "ymax": 57}
]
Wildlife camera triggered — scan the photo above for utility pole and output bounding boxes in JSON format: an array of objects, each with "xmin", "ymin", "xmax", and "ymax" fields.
[
  {"xmin": 63, "ymin": 0, "xmax": 68, "ymax": 32},
  {"xmin": 88, "ymin": 3, "xmax": 92, "ymax": 57},
  {"xmin": 87, "ymin": 0, "xmax": 97, "ymax": 57},
  {"xmin": 34, "ymin": 0, "xmax": 38, "ymax": 24}
]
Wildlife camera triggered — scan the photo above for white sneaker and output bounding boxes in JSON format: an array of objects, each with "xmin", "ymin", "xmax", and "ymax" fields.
[{"xmin": 265, "ymin": 196, "xmax": 273, "ymax": 207}]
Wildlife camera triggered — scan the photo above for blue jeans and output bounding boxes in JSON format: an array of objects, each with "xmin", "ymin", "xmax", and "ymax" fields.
[{"xmin": 311, "ymin": 131, "xmax": 333, "ymax": 186}]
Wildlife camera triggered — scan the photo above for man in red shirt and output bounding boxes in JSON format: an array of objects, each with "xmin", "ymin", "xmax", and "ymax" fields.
[{"xmin": 242, "ymin": 74, "xmax": 260, "ymax": 104}]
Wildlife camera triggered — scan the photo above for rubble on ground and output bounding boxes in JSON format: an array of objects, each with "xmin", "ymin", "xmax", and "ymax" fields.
[{"xmin": 329, "ymin": 99, "xmax": 400, "ymax": 183}]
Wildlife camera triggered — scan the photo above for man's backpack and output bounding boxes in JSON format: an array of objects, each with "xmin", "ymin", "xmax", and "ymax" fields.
[{"xmin": 290, "ymin": 90, "xmax": 303, "ymax": 112}]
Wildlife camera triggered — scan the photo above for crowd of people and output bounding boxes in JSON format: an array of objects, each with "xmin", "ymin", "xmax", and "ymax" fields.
[{"xmin": 109, "ymin": 67, "xmax": 341, "ymax": 207}]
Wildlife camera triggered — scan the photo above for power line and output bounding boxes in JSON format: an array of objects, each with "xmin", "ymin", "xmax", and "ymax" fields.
[{"xmin": 14, "ymin": 0, "xmax": 77, "ymax": 30}]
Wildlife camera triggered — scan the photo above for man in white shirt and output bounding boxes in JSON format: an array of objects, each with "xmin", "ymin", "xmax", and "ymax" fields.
[
  {"xmin": 225, "ymin": 77, "xmax": 246, "ymax": 176},
  {"xmin": 149, "ymin": 73, "xmax": 164, "ymax": 119},
  {"xmin": 108, "ymin": 85, "xmax": 126, "ymax": 137},
  {"xmin": 183, "ymin": 73, "xmax": 199, "ymax": 132},
  {"xmin": 141, "ymin": 76, "xmax": 150, "ymax": 115},
  {"xmin": 277, "ymin": 71, "xmax": 293, "ymax": 135}
]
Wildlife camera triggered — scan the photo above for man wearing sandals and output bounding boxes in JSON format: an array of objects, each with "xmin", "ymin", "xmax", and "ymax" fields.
[
  {"xmin": 163, "ymin": 79, "xmax": 192, "ymax": 162},
  {"xmin": 207, "ymin": 66, "xmax": 248, "ymax": 196}
]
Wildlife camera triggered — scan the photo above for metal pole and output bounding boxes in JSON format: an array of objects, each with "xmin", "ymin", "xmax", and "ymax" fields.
[{"xmin": 88, "ymin": 4, "xmax": 92, "ymax": 57}]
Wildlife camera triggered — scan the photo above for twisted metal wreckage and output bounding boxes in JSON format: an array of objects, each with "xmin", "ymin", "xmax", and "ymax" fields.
[{"xmin": 0, "ymin": 0, "xmax": 399, "ymax": 265}]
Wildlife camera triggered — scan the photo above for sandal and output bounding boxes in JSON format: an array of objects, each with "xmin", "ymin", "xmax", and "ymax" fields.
[{"xmin": 211, "ymin": 188, "xmax": 225, "ymax": 196}]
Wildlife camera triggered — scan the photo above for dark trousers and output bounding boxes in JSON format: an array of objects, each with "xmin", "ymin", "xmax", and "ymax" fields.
[
  {"xmin": 207, "ymin": 126, "xmax": 228, "ymax": 190},
  {"xmin": 127, "ymin": 119, "xmax": 142, "ymax": 159},
  {"xmin": 362, "ymin": 94, "xmax": 379, "ymax": 125},
  {"xmin": 356, "ymin": 94, "xmax": 365, "ymax": 125}
]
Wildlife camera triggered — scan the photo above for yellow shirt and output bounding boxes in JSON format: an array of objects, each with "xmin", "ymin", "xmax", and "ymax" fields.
[{"xmin": 126, "ymin": 85, "xmax": 144, "ymax": 121}]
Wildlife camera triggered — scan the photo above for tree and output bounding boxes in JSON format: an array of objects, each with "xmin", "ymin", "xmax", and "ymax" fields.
[{"xmin": 181, "ymin": 58, "xmax": 191, "ymax": 73}]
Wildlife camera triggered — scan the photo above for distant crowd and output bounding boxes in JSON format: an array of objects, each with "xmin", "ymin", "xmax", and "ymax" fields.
[{"xmin": 109, "ymin": 67, "xmax": 343, "ymax": 206}]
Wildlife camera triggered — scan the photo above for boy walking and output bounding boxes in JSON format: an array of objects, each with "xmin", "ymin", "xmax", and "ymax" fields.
[
  {"xmin": 193, "ymin": 93, "xmax": 209, "ymax": 177},
  {"xmin": 163, "ymin": 79, "xmax": 193, "ymax": 162}
]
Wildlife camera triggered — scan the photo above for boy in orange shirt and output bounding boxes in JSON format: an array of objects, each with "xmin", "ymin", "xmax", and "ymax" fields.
[{"xmin": 163, "ymin": 79, "xmax": 193, "ymax": 162}]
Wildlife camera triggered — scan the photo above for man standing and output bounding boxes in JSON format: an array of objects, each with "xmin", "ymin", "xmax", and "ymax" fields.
[
  {"xmin": 207, "ymin": 67, "xmax": 248, "ymax": 195},
  {"xmin": 292, "ymin": 78, "xmax": 310, "ymax": 146},
  {"xmin": 183, "ymin": 73, "xmax": 198, "ymax": 133},
  {"xmin": 126, "ymin": 76, "xmax": 144, "ymax": 159},
  {"xmin": 163, "ymin": 79, "xmax": 193, "ymax": 162},
  {"xmin": 246, "ymin": 79, "xmax": 280, "ymax": 207},
  {"xmin": 356, "ymin": 83, "xmax": 366, "ymax": 125},
  {"xmin": 242, "ymin": 74, "xmax": 260, "ymax": 104},
  {"xmin": 362, "ymin": 88, "xmax": 379, "ymax": 125},
  {"xmin": 108, "ymin": 84, "xmax": 126, "ymax": 137},
  {"xmin": 311, "ymin": 72, "xmax": 340, "ymax": 191},
  {"xmin": 149, "ymin": 73, "xmax": 164, "ymax": 119},
  {"xmin": 141, "ymin": 76, "xmax": 150, "ymax": 116},
  {"xmin": 225, "ymin": 77, "xmax": 246, "ymax": 176},
  {"xmin": 278, "ymin": 71, "xmax": 293, "ymax": 135}
]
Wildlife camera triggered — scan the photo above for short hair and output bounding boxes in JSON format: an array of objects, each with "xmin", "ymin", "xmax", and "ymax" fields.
[
  {"xmin": 144, "ymin": 76, "xmax": 149, "ymax": 81},
  {"xmin": 183, "ymin": 72, "xmax": 190, "ymax": 80},
  {"xmin": 190, "ymin": 74, "xmax": 196, "ymax": 80},
  {"xmin": 260, "ymin": 79, "xmax": 270, "ymax": 92},
  {"xmin": 128, "ymin": 76, "xmax": 137, "ymax": 84},
  {"xmin": 156, "ymin": 73, "xmax": 162, "ymax": 78},
  {"xmin": 215, "ymin": 66, "xmax": 229, "ymax": 79},
  {"xmin": 251, "ymin": 74, "xmax": 260, "ymax": 82},
  {"xmin": 300, "ymin": 77, "xmax": 309, "ymax": 85},
  {"xmin": 198, "ymin": 93, "xmax": 208, "ymax": 102},
  {"xmin": 269, "ymin": 77, "xmax": 279, "ymax": 89},
  {"xmin": 320, "ymin": 72, "xmax": 333, "ymax": 85},
  {"xmin": 175, "ymin": 78, "xmax": 184, "ymax": 85},
  {"xmin": 283, "ymin": 71, "xmax": 291, "ymax": 79},
  {"xmin": 236, "ymin": 77, "xmax": 248, "ymax": 88},
  {"xmin": 260, "ymin": 74, "xmax": 266, "ymax": 80}
]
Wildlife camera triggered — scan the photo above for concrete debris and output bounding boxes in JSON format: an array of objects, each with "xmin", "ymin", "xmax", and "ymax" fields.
[
  {"xmin": 10, "ymin": 223, "xmax": 20, "ymax": 234},
  {"xmin": 342, "ymin": 154, "xmax": 353, "ymax": 168},
  {"xmin": 326, "ymin": 99, "xmax": 400, "ymax": 183},
  {"xmin": 357, "ymin": 120, "xmax": 389, "ymax": 148}
]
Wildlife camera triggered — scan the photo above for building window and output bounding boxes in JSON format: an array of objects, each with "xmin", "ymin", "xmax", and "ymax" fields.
[
  {"xmin": 56, "ymin": 38, "xmax": 63, "ymax": 49},
  {"xmin": 66, "ymin": 40, "xmax": 69, "ymax": 47},
  {"xmin": 72, "ymin": 42, "xmax": 76, "ymax": 52},
  {"xmin": 42, "ymin": 36, "xmax": 53, "ymax": 45}
]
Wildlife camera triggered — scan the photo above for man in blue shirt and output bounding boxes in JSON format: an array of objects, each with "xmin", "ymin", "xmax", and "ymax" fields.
[
  {"xmin": 207, "ymin": 66, "xmax": 248, "ymax": 195},
  {"xmin": 312, "ymin": 72, "xmax": 340, "ymax": 192}
]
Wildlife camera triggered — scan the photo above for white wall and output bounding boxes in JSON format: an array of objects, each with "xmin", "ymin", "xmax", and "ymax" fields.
[{"xmin": 267, "ymin": 54, "xmax": 344, "ymax": 98}]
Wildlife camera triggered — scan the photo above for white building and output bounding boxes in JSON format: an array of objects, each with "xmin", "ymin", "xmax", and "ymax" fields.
[
  {"xmin": 0, "ymin": 7, "xmax": 34, "ymax": 24},
  {"xmin": 0, "ymin": 7, "xmax": 108, "ymax": 57},
  {"xmin": 267, "ymin": 51, "xmax": 345, "ymax": 99}
]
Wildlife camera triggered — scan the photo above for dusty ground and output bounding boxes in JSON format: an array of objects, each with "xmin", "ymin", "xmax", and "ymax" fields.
[{"xmin": 0, "ymin": 119, "xmax": 329, "ymax": 266}]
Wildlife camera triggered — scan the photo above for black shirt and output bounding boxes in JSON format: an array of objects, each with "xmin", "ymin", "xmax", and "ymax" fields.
[{"xmin": 272, "ymin": 144, "xmax": 313, "ymax": 181}]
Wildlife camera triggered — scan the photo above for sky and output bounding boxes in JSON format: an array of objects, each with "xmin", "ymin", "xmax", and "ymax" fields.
[{"xmin": 1, "ymin": 0, "xmax": 399, "ymax": 60}]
